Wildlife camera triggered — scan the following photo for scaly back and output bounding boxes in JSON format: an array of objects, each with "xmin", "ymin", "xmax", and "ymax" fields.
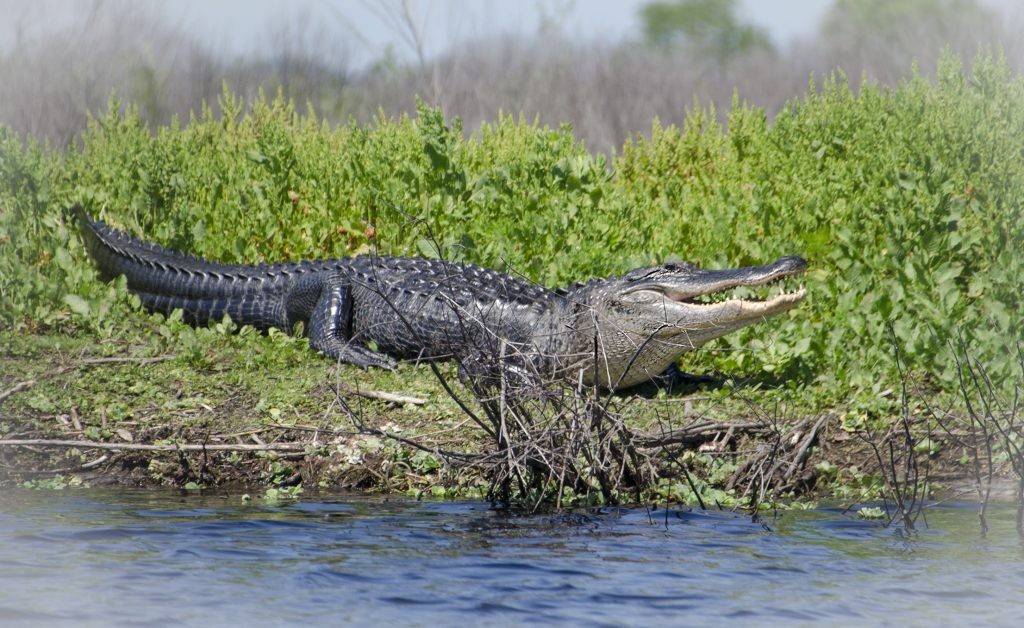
[{"xmin": 71, "ymin": 206, "xmax": 562, "ymax": 310}]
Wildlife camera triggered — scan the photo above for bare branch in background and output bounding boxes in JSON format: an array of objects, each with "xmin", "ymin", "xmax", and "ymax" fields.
[{"xmin": 2, "ymin": 0, "xmax": 1021, "ymax": 152}]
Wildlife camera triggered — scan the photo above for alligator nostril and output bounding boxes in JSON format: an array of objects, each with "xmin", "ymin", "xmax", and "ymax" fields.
[{"xmin": 777, "ymin": 256, "xmax": 808, "ymax": 271}]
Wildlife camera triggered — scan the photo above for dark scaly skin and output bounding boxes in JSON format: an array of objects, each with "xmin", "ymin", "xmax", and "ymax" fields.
[
  {"xmin": 72, "ymin": 205, "xmax": 560, "ymax": 371},
  {"xmin": 71, "ymin": 205, "xmax": 807, "ymax": 389}
]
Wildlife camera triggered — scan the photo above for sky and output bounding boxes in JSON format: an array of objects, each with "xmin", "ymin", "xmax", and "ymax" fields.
[
  {"xmin": 2, "ymin": 0, "xmax": 1020, "ymax": 68},
  {"xmin": 163, "ymin": 0, "xmax": 834, "ymax": 66}
]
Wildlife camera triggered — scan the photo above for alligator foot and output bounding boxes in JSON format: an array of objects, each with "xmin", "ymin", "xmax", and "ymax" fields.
[
  {"xmin": 345, "ymin": 345, "xmax": 399, "ymax": 371},
  {"xmin": 314, "ymin": 338, "xmax": 398, "ymax": 370}
]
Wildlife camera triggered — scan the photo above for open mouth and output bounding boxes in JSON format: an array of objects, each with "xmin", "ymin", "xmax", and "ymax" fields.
[{"xmin": 668, "ymin": 270, "xmax": 806, "ymax": 306}]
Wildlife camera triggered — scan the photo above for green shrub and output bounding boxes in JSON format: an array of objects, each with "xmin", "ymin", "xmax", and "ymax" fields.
[
  {"xmin": 615, "ymin": 52, "xmax": 1022, "ymax": 405},
  {"xmin": 1, "ymin": 52, "xmax": 1020, "ymax": 414}
]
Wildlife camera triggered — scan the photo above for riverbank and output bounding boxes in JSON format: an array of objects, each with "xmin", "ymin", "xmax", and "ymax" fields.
[
  {"xmin": 2, "ymin": 330, "xmax": 1011, "ymax": 511},
  {"xmin": 0, "ymin": 331, "xmax": 485, "ymax": 496},
  {"xmin": 2, "ymin": 54, "xmax": 1022, "ymax": 511}
]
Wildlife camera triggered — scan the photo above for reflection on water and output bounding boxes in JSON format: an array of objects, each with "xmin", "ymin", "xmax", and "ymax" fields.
[{"xmin": 1, "ymin": 489, "xmax": 1023, "ymax": 626}]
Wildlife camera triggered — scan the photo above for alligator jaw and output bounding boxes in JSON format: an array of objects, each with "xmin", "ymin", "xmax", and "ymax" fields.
[
  {"xmin": 667, "ymin": 284, "xmax": 807, "ymax": 326},
  {"xmin": 663, "ymin": 257, "xmax": 807, "ymax": 323},
  {"xmin": 611, "ymin": 255, "xmax": 808, "ymax": 340},
  {"xmin": 566, "ymin": 256, "xmax": 809, "ymax": 389}
]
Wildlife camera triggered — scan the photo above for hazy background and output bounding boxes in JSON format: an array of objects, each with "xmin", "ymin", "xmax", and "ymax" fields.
[{"xmin": 1, "ymin": 0, "xmax": 1021, "ymax": 154}]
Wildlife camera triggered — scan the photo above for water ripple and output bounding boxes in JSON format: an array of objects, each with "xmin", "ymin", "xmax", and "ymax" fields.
[{"xmin": 2, "ymin": 489, "xmax": 1024, "ymax": 626}]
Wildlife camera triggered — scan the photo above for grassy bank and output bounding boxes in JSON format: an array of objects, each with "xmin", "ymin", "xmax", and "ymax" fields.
[{"xmin": 1, "ymin": 52, "xmax": 1022, "ymax": 513}]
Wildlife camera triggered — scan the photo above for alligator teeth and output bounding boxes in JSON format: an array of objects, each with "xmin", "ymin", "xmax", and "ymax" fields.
[{"xmin": 685, "ymin": 277, "xmax": 804, "ymax": 306}]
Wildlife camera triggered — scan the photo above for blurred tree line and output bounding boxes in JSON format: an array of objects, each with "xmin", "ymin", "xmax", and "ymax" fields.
[{"xmin": 0, "ymin": 0, "xmax": 1017, "ymax": 154}]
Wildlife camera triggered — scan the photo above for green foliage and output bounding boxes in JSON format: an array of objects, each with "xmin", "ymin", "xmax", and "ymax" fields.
[
  {"xmin": 638, "ymin": 0, "xmax": 772, "ymax": 60},
  {"xmin": 263, "ymin": 486, "xmax": 303, "ymax": 503},
  {"xmin": 616, "ymin": 52, "xmax": 1023, "ymax": 409},
  {"xmin": 21, "ymin": 475, "xmax": 84, "ymax": 490},
  {"xmin": 857, "ymin": 506, "xmax": 886, "ymax": 519},
  {"xmin": 0, "ymin": 52, "xmax": 1020, "ymax": 417}
]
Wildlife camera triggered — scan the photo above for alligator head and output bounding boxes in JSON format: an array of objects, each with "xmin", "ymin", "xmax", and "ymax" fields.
[{"xmin": 563, "ymin": 256, "xmax": 808, "ymax": 389}]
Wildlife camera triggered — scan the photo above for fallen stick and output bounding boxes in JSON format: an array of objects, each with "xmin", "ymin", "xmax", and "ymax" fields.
[
  {"xmin": 81, "ymin": 454, "xmax": 109, "ymax": 469},
  {"xmin": 338, "ymin": 383, "xmax": 426, "ymax": 406},
  {"xmin": 0, "ymin": 380, "xmax": 37, "ymax": 404},
  {"xmin": 0, "ymin": 439, "xmax": 311, "ymax": 452},
  {"xmin": 77, "ymin": 355, "xmax": 175, "ymax": 367}
]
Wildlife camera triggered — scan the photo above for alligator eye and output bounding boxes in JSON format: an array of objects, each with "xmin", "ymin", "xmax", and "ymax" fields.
[
  {"xmin": 663, "ymin": 262, "xmax": 697, "ymax": 272},
  {"xmin": 625, "ymin": 266, "xmax": 661, "ymax": 281}
]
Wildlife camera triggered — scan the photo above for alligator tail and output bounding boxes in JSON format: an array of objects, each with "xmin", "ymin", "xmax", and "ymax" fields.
[{"xmin": 70, "ymin": 205, "xmax": 261, "ymax": 299}]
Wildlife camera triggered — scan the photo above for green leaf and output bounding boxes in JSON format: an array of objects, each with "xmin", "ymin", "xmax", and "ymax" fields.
[
  {"xmin": 416, "ymin": 238, "xmax": 442, "ymax": 259},
  {"xmin": 191, "ymin": 219, "xmax": 207, "ymax": 242},
  {"xmin": 64, "ymin": 294, "xmax": 91, "ymax": 317}
]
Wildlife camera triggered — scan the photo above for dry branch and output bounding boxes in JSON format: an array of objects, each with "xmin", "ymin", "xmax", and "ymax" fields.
[
  {"xmin": 782, "ymin": 415, "xmax": 828, "ymax": 484},
  {"xmin": 0, "ymin": 439, "xmax": 309, "ymax": 453},
  {"xmin": 337, "ymin": 383, "xmax": 426, "ymax": 405},
  {"xmin": 76, "ymin": 355, "xmax": 175, "ymax": 366},
  {"xmin": 0, "ymin": 380, "xmax": 37, "ymax": 404},
  {"xmin": 634, "ymin": 421, "xmax": 767, "ymax": 449}
]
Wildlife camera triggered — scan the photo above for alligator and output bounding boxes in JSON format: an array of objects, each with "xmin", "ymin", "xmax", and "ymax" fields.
[{"xmin": 71, "ymin": 205, "xmax": 807, "ymax": 390}]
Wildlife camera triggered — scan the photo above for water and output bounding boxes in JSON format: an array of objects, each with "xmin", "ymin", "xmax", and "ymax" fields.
[{"xmin": 1, "ymin": 489, "xmax": 1023, "ymax": 627}]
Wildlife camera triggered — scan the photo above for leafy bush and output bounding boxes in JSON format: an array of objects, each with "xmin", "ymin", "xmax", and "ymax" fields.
[
  {"xmin": 617, "ymin": 52, "xmax": 1022, "ymax": 405},
  {"xmin": 1, "ymin": 52, "xmax": 1020, "ymax": 414}
]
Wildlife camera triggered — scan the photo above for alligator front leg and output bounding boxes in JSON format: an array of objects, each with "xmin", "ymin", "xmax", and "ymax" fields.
[{"xmin": 305, "ymin": 276, "xmax": 398, "ymax": 370}]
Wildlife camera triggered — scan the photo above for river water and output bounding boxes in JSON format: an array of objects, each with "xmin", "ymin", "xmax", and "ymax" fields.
[{"xmin": 1, "ymin": 489, "xmax": 1023, "ymax": 626}]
